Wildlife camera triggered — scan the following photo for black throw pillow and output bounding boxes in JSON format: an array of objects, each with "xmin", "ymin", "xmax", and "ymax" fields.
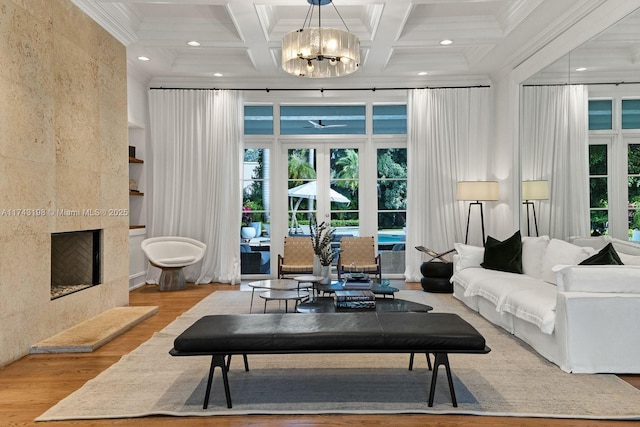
[
  {"xmin": 579, "ymin": 242, "xmax": 624, "ymax": 265},
  {"xmin": 481, "ymin": 230, "xmax": 523, "ymax": 274}
]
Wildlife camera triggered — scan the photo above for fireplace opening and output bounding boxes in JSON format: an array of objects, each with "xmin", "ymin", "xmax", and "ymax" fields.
[{"xmin": 51, "ymin": 229, "xmax": 102, "ymax": 300}]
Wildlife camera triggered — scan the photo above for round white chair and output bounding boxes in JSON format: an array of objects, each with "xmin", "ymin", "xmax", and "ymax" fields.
[{"xmin": 141, "ymin": 236, "xmax": 206, "ymax": 291}]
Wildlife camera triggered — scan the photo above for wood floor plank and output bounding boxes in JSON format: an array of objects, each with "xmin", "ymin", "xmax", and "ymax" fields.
[{"xmin": 0, "ymin": 282, "xmax": 638, "ymax": 426}]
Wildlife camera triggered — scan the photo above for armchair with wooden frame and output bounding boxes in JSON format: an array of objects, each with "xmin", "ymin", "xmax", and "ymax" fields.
[
  {"xmin": 277, "ymin": 236, "xmax": 315, "ymax": 278},
  {"xmin": 337, "ymin": 236, "xmax": 382, "ymax": 280}
]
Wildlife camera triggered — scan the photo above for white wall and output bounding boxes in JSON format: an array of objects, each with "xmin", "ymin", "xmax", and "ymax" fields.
[{"xmin": 127, "ymin": 72, "xmax": 151, "ymax": 289}]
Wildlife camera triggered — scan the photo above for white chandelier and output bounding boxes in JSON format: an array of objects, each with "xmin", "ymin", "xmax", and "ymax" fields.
[{"xmin": 281, "ymin": 0, "xmax": 360, "ymax": 78}]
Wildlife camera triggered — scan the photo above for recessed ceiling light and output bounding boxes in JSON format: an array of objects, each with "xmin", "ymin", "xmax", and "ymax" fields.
[
  {"xmin": 575, "ymin": 67, "xmax": 587, "ymax": 72},
  {"xmin": 137, "ymin": 56, "xmax": 150, "ymax": 61},
  {"xmin": 187, "ymin": 40, "xmax": 200, "ymax": 47},
  {"xmin": 213, "ymin": 73, "xmax": 223, "ymax": 77},
  {"xmin": 440, "ymin": 39, "xmax": 453, "ymax": 46},
  {"xmin": 418, "ymin": 71, "xmax": 428, "ymax": 76}
]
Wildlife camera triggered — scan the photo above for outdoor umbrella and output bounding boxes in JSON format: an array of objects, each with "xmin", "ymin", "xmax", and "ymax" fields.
[{"xmin": 288, "ymin": 181, "xmax": 350, "ymax": 233}]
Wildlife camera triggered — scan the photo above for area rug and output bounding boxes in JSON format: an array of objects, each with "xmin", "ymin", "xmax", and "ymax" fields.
[{"xmin": 36, "ymin": 290, "xmax": 640, "ymax": 421}]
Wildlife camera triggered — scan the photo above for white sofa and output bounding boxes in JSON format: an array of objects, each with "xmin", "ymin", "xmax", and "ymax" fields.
[{"xmin": 451, "ymin": 235, "xmax": 640, "ymax": 374}]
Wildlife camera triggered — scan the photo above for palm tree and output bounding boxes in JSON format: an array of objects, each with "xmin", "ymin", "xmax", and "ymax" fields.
[{"xmin": 288, "ymin": 150, "xmax": 316, "ymax": 185}]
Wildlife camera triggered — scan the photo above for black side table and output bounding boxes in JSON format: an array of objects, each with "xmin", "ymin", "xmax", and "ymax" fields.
[{"xmin": 420, "ymin": 261, "xmax": 454, "ymax": 293}]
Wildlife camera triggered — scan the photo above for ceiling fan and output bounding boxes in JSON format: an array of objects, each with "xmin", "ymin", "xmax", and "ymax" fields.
[{"xmin": 306, "ymin": 120, "xmax": 347, "ymax": 129}]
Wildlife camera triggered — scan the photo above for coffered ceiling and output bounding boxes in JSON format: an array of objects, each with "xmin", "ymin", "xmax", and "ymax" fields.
[{"xmin": 72, "ymin": 0, "xmax": 621, "ymax": 89}]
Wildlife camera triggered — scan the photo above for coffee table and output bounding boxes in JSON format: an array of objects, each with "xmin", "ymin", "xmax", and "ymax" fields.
[
  {"xmin": 247, "ymin": 279, "xmax": 311, "ymax": 313},
  {"xmin": 293, "ymin": 275, "xmax": 324, "ymax": 300},
  {"xmin": 318, "ymin": 279, "xmax": 399, "ymax": 299},
  {"xmin": 259, "ymin": 290, "xmax": 309, "ymax": 313},
  {"xmin": 296, "ymin": 296, "xmax": 432, "ymax": 313}
]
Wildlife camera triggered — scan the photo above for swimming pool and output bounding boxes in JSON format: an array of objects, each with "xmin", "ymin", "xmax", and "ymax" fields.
[{"xmin": 377, "ymin": 234, "xmax": 406, "ymax": 244}]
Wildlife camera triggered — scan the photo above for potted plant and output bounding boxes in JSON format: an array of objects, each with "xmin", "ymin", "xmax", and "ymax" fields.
[
  {"xmin": 632, "ymin": 208, "xmax": 640, "ymax": 241},
  {"xmin": 310, "ymin": 215, "xmax": 337, "ymax": 284},
  {"xmin": 241, "ymin": 206, "xmax": 256, "ymax": 240}
]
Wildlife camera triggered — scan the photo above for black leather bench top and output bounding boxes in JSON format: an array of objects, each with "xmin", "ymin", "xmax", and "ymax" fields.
[{"xmin": 171, "ymin": 312, "xmax": 487, "ymax": 355}]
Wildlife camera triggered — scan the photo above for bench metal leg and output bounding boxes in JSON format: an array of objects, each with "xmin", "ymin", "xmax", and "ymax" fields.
[
  {"xmin": 225, "ymin": 354, "xmax": 250, "ymax": 372},
  {"xmin": 428, "ymin": 353, "xmax": 457, "ymax": 407},
  {"xmin": 408, "ymin": 353, "xmax": 432, "ymax": 371},
  {"xmin": 204, "ymin": 355, "xmax": 232, "ymax": 409}
]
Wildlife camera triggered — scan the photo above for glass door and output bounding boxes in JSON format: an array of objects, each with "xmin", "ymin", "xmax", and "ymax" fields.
[{"xmin": 286, "ymin": 145, "xmax": 361, "ymax": 269}]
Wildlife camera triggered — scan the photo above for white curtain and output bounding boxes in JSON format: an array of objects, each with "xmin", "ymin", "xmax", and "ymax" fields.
[
  {"xmin": 405, "ymin": 87, "xmax": 493, "ymax": 282},
  {"xmin": 521, "ymin": 85, "xmax": 590, "ymax": 240},
  {"xmin": 147, "ymin": 89, "xmax": 243, "ymax": 284}
]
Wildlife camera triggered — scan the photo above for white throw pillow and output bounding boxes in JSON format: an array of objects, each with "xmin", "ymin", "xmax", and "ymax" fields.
[
  {"xmin": 453, "ymin": 243, "xmax": 484, "ymax": 272},
  {"xmin": 619, "ymin": 252, "xmax": 640, "ymax": 265},
  {"xmin": 541, "ymin": 239, "xmax": 595, "ymax": 284},
  {"xmin": 566, "ymin": 235, "xmax": 611, "ymax": 251},
  {"xmin": 521, "ymin": 235, "xmax": 550, "ymax": 280},
  {"xmin": 610, "ymin": 238, "xmax": 640, "ymax": 256}
]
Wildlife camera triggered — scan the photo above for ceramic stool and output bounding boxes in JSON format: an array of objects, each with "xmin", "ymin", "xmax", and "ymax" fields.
[{"xmin": 420, "ymin": 261, "xmax": 454, "ymax": 293}]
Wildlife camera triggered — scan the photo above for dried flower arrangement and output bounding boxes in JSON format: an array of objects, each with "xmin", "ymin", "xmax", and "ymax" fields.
[{"xmin": 310, "ymin": 215, "xmax": 337, "ymax": 266}]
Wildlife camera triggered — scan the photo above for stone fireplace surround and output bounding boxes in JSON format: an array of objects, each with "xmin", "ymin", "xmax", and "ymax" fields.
[{"xmin": 0, "ymin": 1, "xmax": 130, "ymax": 367}]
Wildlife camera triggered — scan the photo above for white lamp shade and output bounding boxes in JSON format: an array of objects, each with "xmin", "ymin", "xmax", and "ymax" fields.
[
  {"xmin": 522, "ymin": 180, "xmax": 549, "ymax": 200},
  {"xmin": 456, "ymin": 181, "xmax": 499, "ymax": 201},
  {"xmin": 281, "ymin": 27, "xmax": 360, "ymax": 78}
]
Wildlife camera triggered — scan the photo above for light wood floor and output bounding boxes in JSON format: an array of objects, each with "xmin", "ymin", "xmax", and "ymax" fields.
[{"xmin": 2, "ymin": 282, "xmax": 639, "ymax": 427}]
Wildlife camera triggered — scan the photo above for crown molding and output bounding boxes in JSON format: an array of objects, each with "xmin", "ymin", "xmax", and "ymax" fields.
[{"xmin": 71, "ymin": 0, "xmax": 140, "ymax": 45}]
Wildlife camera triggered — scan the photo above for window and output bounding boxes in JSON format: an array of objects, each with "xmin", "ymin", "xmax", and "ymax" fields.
[
  {"xmin": 240, "ymin": 101, "xmax": 407, "ymax": 277},
  {"xmin": 588, "ymin": 144, "xmax": 608, "ymax": 235},
  {"xmin": 373, "ymin": 104, "xmax": 407, "ymax": 134},
  {"xmin": 242, "ymin": 148, "xmax": 271, "ymax": 274},
  {"xmin": 588, "ymin": 95, "xmax": 640, "ymax": 240},
  {"xmin": 280, "ymin": 105, "xmax": 366, "ymax": 135},
  {"xmin": 622, "ymin": 99, "xmax": 640, "ymax": 129},
  {"xmin": 377, "ymin": 148, "xmax": 407, "ymax": 248},
  {"xmin": 588, "ymin": 100, "xmax": 612, "ymax": 130},
  {"xmin": 244, "ymin": 105, "xmax": 273, "ymax": 135},
  {"xmin": 628, "ymin": 144, "xmax": 640, "ymax": 236}
]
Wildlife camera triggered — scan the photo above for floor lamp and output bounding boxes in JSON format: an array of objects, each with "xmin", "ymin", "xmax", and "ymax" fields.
[
  {"xmin": 457, "ymin": 181, "xmax": 499, "ymax": 245},
  {"xmin": 522, "ymin": 180, "xmax": 549, "ymax": 237}
]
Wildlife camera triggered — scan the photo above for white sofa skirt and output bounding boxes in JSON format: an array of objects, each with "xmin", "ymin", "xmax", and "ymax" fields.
[{"xmin": 453, "ymin": 281, "xmax": 640, "ymax": 373}]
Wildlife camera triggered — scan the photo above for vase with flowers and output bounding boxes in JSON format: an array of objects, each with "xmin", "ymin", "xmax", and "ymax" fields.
[
  {"xmin": 310, "ymin": 215, "xmax": 337, "ymax": 284},
  {"xmin": 241, "ymin": 206, "xmax": 256, "ymax": 240}
]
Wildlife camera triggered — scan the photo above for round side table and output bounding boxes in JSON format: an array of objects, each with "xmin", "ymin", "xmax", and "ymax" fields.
[{"xmin": 420, "ymin": 261, "xmax": 454, "ymax": 293}]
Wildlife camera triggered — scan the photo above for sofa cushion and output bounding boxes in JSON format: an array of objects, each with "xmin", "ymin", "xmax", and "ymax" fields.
[
  {"xmin": 481, "ymin": 231, "xmax": 523, "ymax": 274},
  {"xmin": 579, "ymin": 243, "xmax": 623, "ymax": 265},
  {"xmin": 453, "ymin": 243, "xmax": 484, "ymax": 272},
  {"xmin": 457, "ymin": 267, "xmax": 543, "ymax": 309},
  {"xmin": 500, "ymin": 281, "xmax": 557, "ymax": 334},
  {"xmin": 521, "ymin": 235, "xmax": 550, "ymax": 280},
  {"xmin": 553, "ymin": 265, "xmax": 640, "ymax": 293},
  {"xmin": 541, "ymin": 239, "xmax": 595, "ymax": 284}
]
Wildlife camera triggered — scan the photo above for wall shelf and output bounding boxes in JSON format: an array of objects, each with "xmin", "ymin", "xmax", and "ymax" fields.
[
  {"xmin": 130, "ymin": 191, "xmax": 144, "ymax": 196},
  {"xmin": 129, "ymin": 157, "xmax": 144, "ymax": 164}
]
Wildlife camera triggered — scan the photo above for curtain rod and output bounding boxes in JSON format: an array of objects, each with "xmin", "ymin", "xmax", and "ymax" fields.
[
  {"xmin": 149, "ymin": 85, "xmax": 490, "ymax": 92},
  {"xmin": 523, "ymin": 81, "xmax": 640, "ymax": 87}
]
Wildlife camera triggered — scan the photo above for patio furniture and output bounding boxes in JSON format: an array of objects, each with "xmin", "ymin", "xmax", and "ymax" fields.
[{"xmin": 240, "ymin": 244, "xmax": 270, "ymax": 274}]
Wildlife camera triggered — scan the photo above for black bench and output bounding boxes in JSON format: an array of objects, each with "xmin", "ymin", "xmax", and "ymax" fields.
[{"xmin": 170, "ymin": 312, "xmax": 490, "ymax": 409}]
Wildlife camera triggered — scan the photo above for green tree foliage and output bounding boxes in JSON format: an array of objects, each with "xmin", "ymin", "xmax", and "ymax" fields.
[
  {"xmin": 288, "ymin": 149, "xmax": 316, "ymax": 184},
  {"xmin": 377, "ymin": 148, "xmax": 407, "ymax": 229}
]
